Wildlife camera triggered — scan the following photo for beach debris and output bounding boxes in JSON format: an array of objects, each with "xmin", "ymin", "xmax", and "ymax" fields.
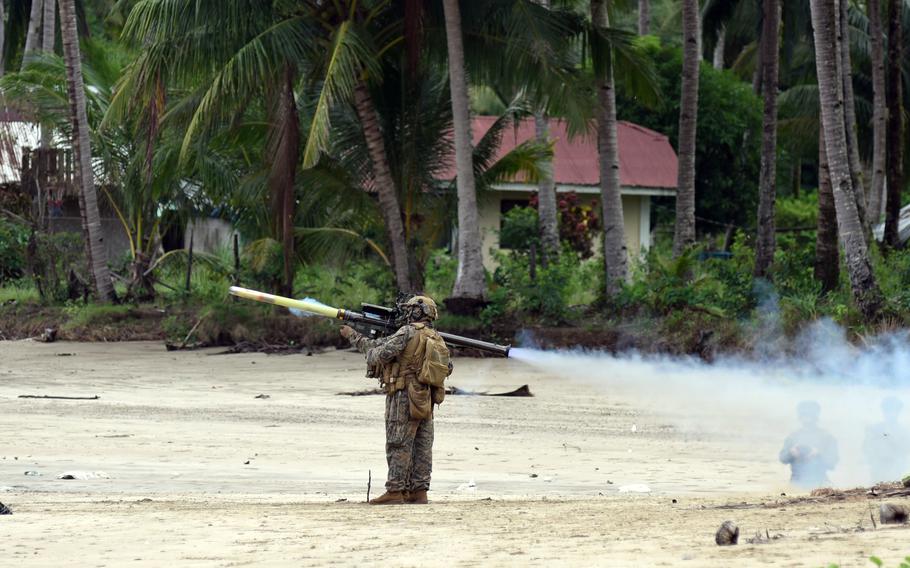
[
  {"xmin": 337, "ymin": 385, "xmax": 534, "ymax": 397},
  {"xmin": 0, "ymin": 502, "xmax": 11, "ymax": 515},
  {"xmin": 18, "ymin": 395, "xmax": 99, "ymax": 400},
  {"xmin": 57, "ymin": 471, "xmax": 110, "ymax": 480},
  {"xmin": 879, "ymin": 503, "xmax": 909, "ymax": 524},
  {"xmin": 55, "ymin": 353, "xmax": 75, "ymax": 357},
  {"xmin": 715, "ymin": 521, "xmax": 739, "ymax": 546},
  {"xmin": 745, "ymin": 529, "xmax": 783, "ymax": 544},
  {"xmin": 618, "ymin": 484, "xmax": 651, "ymax": 493},
  {"xmin": 456, "ymin": 479, "xmax": 476, "ymax": 493},
  {"xmin": 23, "ymin": 471, "xmax": 41, "ymax": 476},
  {"xmin": 448, "ymin": 384, "xmax": 534, "ymax": 397},
  {"xmin": 254, "ymin": 394, "xmax": 270, "ymax": 399},
  {"xmin": 41, "ymin": 328, "xmax": 57, "ymax": 343}
]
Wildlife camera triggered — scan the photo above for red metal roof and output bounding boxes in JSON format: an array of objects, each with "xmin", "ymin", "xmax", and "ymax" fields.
[{"xmin": 439, "ymin": 116, "xmax": 678, "ymax": 190}]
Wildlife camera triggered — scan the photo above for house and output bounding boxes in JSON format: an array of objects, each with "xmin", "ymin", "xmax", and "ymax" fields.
[{"xmin": 447, "ymin": 116, "xmax": 678, "ymax": 270}]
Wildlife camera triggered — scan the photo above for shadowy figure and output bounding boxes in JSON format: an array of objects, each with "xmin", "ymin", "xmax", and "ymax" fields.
[
  {"xmin": 863, "ymin": 396, "xmax": 910, "ymax": 483},
  {"xmin": 779, "ymin": 401, "xmax": 839, "ymax": 489}
]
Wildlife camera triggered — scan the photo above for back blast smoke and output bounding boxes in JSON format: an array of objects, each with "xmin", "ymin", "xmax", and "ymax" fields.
[{"xmin": 509, "ymin": 319, "xmax": 910, "ymax": 489}]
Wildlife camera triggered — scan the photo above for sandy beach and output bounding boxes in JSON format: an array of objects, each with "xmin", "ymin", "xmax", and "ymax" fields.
[{"xmin": 1, "ymin": 341, "xmax": 908, "ymax": 567}]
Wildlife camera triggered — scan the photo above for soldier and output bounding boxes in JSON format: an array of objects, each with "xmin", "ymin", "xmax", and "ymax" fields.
[
  {"xmin": 778, "ymin": 400, "xmax": 839, "ymax": 489},
  {"xmin": 340, "ymin": 295, "xmax": 452, "ymax": 505}
]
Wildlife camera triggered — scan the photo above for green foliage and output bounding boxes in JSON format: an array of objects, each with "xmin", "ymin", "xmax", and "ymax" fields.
[
  {"xmin": 616, "ymin": 43, "xmax": 762, "ymax": 230},
  {"xmin": 0, "ymin": 218, "xmax": 29, "ymax": 284},
  {"xmin": 618, "ymin": 248, "xmax": 728, "ymax": 318},
  {"xmin": 489, "ymin": 247, "xmax": 600, "ymax": 324},
  {"xmin": 27, "ymin": 231, "xmax": 88, "ymax": 303},
  {"xmin": 499, "ymin": 207, "xmax": 540, "ymax": 252},
  {"xmin": 424, "ymin": 249, "xmax": 458, "ymax": 303}
]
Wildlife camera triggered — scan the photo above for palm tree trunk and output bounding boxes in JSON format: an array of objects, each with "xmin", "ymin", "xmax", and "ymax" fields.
[
  {"xmin": 535, "ymin": 112, "xmax": 559, "ymax": 261},
  {"xmin": 592, "ymin": 0, "xmax": 629, "ymax": 296},
  {"xmin": 352, "ymin": 81, "xmax": 413, "ymax": 293},
  {"xmin": 443, "ymin": 0, "xmax": 486, "ymax": 303},
  {"xmin": 267, "ymin": 65, "xmax": 299, "ymax": 297},
  {"xmin": 59, "ymin": 0, "xmax": 114, "ymax": 301},
  {"xmin": 0, "ymin": 1, "xmax": 6, "ymax": 77},
  {"xmin": 810, "ymin": 0, "xmax": 881, "ymax": 320},
  {"xmin": 638, "ymin": 0, "xmax": 650, "ymax": 35},
  {"xmin": 22, "ymin": 0, "xmax": 43, "ymax": 69},
  {"xmin": 839, "ymin": 0, "xmax": 869, "ymax": 231},
  {"xmin": 42, "ymin": 0, "xmax": 55, "ymax": 53},
  {"xmin": 712, "ymin": 26, "xmax": 725, "ymax": 70},
  {"xmin": 40, "ymin": 0, "xmax": 56, "ymax": 147},
  {"xmin": 753, "ymin": 0, "xmax": 780, "ymax": 279},
  {"xmin": 673, "ymin": 0, "xmax": 700, "ymax": 256},
  {"xmin": 884, "ymin": 0, "xmax": 903, "ymax": 247},
  {"xmin": 867, "ymin": 0, "xmax": 887, "ymax": 225},
  {"xmin": 815, "ymin": 129, "xmax": 839, "ymax": 293}
]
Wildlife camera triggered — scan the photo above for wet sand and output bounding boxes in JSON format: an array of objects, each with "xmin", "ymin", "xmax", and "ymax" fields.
[{"xmin": 1, "ymin": 341, "xmax": 907, "ymax": 566}]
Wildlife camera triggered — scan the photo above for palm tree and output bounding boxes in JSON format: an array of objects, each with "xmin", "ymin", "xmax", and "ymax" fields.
[
  {"xmin": 753, "ymin": 0, "xmax": 779, "ymax": 279},
  {"xmin": 591, "ymin": 0, "xmax": 628, "ymax": 295},
  {"xmin": 534, "ymin": 0, "xmax": 559, "ymax": 262},
  {"xmin": 42, "ymin": 0, "xmax": 55, "ymax": 54},
  {"xmin": 639, "ymin": 0, "xmax": 650, "ymax": 35},
  {"xmin": 815, "ymin": 128, "xmax": 838, "ymax": 293},
  {"xmin": 838, "ymin": 0, "xmax": 868, "ymax": 230},
  {"xmin": 442, "ymin": 0, "xmax": 486, "ymax": 307},
  {"xmin": 867, "ymin": 0, "xmax": 886, "ymax": 225},
  {"xmin": 0, "ymin": 1, "xmax": 6, "ymax": 76},
  {"xmin": 884, "ymin": 0, "xmax": 903, "ymax": 247},
  {"xmin": 673, "ymin": 0, "xmax": 699, "ymax": 257},
  {"xmin": 22, "ymin": 0, "xmax": 42, "ymax": 70},
  {"xmin": 809, "ymin": 0, "xmax": 881, "ymax": 320},
  {"xmin": 534, "ymin": 111, "xmax": 560, "ymax": 261},
  {"xmin": 59, "ymin": 0, "xmax": 114, "ymax": 300}
]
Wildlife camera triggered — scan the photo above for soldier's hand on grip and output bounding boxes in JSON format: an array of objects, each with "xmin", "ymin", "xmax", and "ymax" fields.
[{"xmin": 339, "ymin": 325, "xmax": 355, "ymax": 339}]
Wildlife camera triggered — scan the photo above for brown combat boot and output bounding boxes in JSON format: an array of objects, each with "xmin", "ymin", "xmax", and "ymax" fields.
[
  {"xmin": 405, "ymin": 490, "xmax": 428, "ymax": 504},
  {"xmin": 368, "ymin": 491, "xmax": 405, "ymax": 505}
]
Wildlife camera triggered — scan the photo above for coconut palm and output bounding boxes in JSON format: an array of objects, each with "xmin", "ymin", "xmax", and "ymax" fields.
[
  {"xmin": 673, "ymin": 0, "xmax": 699, "ymax": 257},
  {"xmin": 59, "ymin": 0, "xmax": 114, "ymax": 300},
  {"xmin": 809, "ymin": 0, "xmax": 881, "ymax": 319},
  {"xmin": 867, "ymin": 0, "xmax": 886, "ymax": 225},
  {"xmin": 884, "ymin": 0, "xmax": 903, "ymax": 247},
  {"xmin": 442, "ymin": 0, "xmax": 486, "ymax": 307},
  {"xmin": 22, "ymin": 0, "xmax": 42, "ymax": 70},
  {"xmin": 43, "ymin": 0, "xmax": 55, "ymax": 53},
  {"xmin": 753, "ymin": 0, "xmax": 779, "ymax": 279}
]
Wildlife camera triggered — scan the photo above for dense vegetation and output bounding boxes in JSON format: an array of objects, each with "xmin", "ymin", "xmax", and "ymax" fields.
[{"xmin": 0, "ymin": 0, "xmax": 908, "ymax": 354}]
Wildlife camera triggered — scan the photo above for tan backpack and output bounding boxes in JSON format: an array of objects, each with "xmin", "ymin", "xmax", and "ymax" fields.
[{"xmin": 417, "ymin": 327, "xmax": 451, "ymax": 388}]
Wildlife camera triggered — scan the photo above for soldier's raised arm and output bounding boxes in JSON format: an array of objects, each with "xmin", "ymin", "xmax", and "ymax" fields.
[{"xmin": 342, "ymin": 324, "xmax": 414, "ymax": 366}]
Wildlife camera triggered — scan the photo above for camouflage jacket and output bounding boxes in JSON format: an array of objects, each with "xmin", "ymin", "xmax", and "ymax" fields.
[{"xmin": 348, "ymin": 324, "xmax": 417, "ymax": 371}]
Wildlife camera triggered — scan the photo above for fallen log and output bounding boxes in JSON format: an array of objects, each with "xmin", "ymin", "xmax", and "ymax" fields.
[{"xmin": 18, "ymin": 395, "xmax": 100, "ymax": 400}]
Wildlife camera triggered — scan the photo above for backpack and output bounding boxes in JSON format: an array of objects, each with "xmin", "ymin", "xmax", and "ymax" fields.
[{"xmin": 418, "ymin": 328, "xmax": 451, "ymax": 388}]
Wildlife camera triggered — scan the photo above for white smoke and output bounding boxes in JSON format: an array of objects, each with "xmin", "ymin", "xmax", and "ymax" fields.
[{"xmin": 510, "ymin": 318, "xmax": 910, "ymax": 489}]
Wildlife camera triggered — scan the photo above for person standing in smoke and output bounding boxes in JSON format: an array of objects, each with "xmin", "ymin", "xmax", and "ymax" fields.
[
  {"xmin": 779, "ymin": 401, "xmax": 839, "ymax": 489},
  {"xmin": 863, "ymin": 397, "xmax": 910, "ymax": 483}
]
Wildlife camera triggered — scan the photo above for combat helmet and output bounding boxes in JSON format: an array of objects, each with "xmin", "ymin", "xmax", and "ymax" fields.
[{"xmin": 403, "ymin": 295, "xmax": 438, "ymax": 321}]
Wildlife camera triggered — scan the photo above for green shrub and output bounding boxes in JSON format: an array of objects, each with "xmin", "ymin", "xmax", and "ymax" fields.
[
  {"xmin": 0, "ymin": 218, "xmax": 29, "ymax": 284},
  {"xmin": 424, "ymin": 248, "xmax": 457, "ymax": 301}
]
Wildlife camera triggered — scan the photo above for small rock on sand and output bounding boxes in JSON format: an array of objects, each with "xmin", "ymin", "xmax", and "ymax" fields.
[
  {"xmin": 0, "ymin": 502, "xmax": 11, "ymax": 515},
  {"xmin": 715, "ymin": 521, "xmax": 739, "ymax": 546},
  {"xmin": 57, "ymin": 471, "xmax": 110, "ymax": 480},
  {"xmin": 880, "ymin": 503, "xmax": 909, "ymax": 524}
]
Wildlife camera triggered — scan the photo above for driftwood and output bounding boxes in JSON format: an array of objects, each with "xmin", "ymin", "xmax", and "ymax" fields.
[
  {"xmin": 337, "ymin": 384, "xmax": 534, "ymax": 397},
  {"xmin": 0, "ymin": 502, "xmax": 11, "ymax": 515},
  {"xmin": 18, "ymin": 394, "xmax": 99, "ymax": 400},
  {"xmin": 447, "ymin": 384, "xmax": 534, "ymax": 397}
]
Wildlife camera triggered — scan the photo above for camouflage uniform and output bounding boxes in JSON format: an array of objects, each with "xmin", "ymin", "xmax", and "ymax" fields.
[{"xmin": 349, "ymin": 325, "xmax": 435, "ymax": 493}]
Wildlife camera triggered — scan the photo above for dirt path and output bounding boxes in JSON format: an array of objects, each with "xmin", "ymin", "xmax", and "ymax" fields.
[{"xmin": 1, "ymin": 341, "xmax": 908, "ymax": 567}]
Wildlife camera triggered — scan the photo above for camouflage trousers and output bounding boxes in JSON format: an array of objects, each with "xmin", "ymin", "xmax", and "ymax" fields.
[{"xmin": 384, "ymin": 388, "xmax": 434, "ymax": 492}]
